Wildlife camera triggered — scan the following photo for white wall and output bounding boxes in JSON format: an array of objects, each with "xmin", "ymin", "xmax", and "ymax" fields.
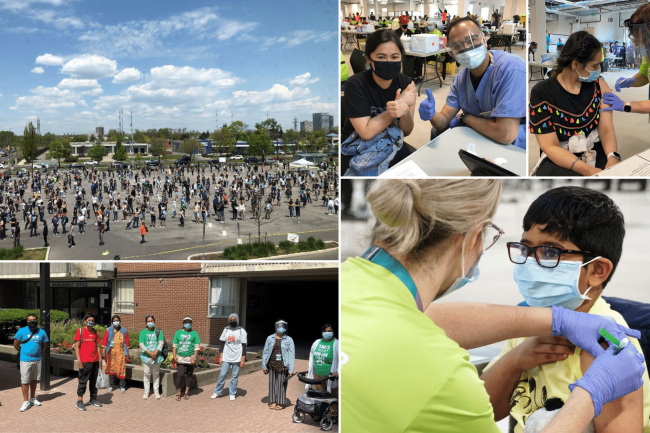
[{"xmin": 547, "ymin": 10, "xmax": 634, "ymax": 43}]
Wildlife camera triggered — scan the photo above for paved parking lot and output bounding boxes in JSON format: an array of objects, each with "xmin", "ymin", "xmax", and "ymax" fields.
[{"xmin": 0, "ymin": 359, "xmax": 338, "ymax": 432}]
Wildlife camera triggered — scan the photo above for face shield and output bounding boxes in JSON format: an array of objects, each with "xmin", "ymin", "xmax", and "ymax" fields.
[
  {"xmin": 625, "ymin": 20, "xmax": 650, "ymax": 64},
  {"xmin": 448, "ymin": 29, "xmax": 484, "ymax": 55},
  {"xmin": 275, "ymin": 320, "xmax": 288, "ymax": 334}
]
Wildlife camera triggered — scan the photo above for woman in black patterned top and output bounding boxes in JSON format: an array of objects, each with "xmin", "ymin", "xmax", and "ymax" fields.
[{"xmin": 529, "ymin": 31, "xmax": 620, "ymax": 176}]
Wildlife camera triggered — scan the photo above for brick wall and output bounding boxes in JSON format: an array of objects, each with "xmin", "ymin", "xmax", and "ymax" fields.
[{"xmin": 112, "ymin": 266, "xmax": 228, "ymax": 346}]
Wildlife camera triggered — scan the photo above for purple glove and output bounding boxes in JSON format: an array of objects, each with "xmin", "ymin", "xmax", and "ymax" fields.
[
  {"xmin": 569, "ymin": 343, "xmax": 645, "ymax": 417},
  {"xmin": 615, "ymin": 76, "xmax": 636, "ymax": 92},
  {"xmin": 449, "ymin": 114, "xmax": 462, "ymax": 129},
  {"xmin": 603, "ymin": 93, "xmax": 625, "ymax": 112},
  {"xmin": 552, "ymin": 305, "xmax": 642, "ymax": 358},
  {"xmin": 418, "ymin": 87, "xmax": 436, "ymax": 121}
]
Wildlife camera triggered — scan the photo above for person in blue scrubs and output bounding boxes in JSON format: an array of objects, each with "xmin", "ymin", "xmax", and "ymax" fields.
[{"xmin": 418, "ymin": 17, "xmax": 527, "ymax": 149}]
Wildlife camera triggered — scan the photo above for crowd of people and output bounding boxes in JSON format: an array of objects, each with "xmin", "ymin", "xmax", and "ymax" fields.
[
  {"xmin": 0, "ymin": 160, "xmax": 339, "ymax": 249},
  {"xmin": 13, "ymin": 312, "xmax": 339, "ymax": 413}
]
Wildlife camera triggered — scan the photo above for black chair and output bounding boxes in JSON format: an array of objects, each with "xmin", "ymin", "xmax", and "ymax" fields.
[
  {"xmin": 350, "ymin": 49, "xmax": 368, "ymax": 75},
  {"xmin": 487, "ymin": 35, "xmax": 511, "ymax": 53}
]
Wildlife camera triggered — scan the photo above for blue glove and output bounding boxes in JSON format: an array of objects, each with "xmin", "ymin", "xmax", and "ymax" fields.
[
  {"xmin": 552, "ymin": 305, "xmax": 641, "ymax": 358},
  {"xmin": 614, "ymin": 76, "xmax": 636, "ymax": 92},
  {"xmin": 569, "ymin": 343, "xmax": 645, "ymax": 417},
  {"xmin": 418, "ymin": 87, "xmax": 436, "ymax": 121},
  {"xmin": 603, "ymin": 93, "xmax": 625, "ymax": 112},
  {"xmin": 449, "ymin": 115, "xmax": 462, "ymax": 129}
]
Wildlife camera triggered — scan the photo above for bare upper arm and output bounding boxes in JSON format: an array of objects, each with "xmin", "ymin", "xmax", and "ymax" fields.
[
  {"xmin": 535, "ymin": 131, "xmax": 562, "ymax": 154},
  {"xmin": 580, "ymin": 342, "xmax": 644, "ymax": 433},
  {"xmin": 495, "ymin": 117, "xmax": 521, "ymax": 143}
]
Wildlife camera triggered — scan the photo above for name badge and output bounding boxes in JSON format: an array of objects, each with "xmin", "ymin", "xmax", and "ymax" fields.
[{"xmin": 275, "ymin": 354, "xmax": 282, "ymax": 362}]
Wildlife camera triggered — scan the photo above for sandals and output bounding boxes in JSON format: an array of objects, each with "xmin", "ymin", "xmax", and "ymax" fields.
[
  {"xmin": 275, "ymin": 405, "xmax": 284, "ymax": 410},
  {"xmin": 269, "ymin": 403, "xmax": 277, "ymax": 409},
  {"xmin": 175, "ymin": 394, "xmax": 181, "ymax": 401},
  {"xmin": 184, "ymin": 394, "xmax": 190, "ymax": 400}
]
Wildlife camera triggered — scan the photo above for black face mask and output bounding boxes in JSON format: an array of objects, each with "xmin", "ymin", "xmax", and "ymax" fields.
[
  {"xmin": 401, "ymin": 25, "xmax": 408, "ymax": 30},
  {"xmin": 229, "ymin": 321, "xmax": 238, "ymax": 328},
  {"xmin": 370, "ymin": 59, "xmax": 402, "ymax": 81},
  {"xmin": 27, "ymin": 321, "xmax": 38, "ymax": 328}
]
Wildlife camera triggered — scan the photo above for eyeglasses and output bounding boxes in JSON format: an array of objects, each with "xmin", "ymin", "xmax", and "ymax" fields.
[
  {"xmin": 484, "ymin": 222, "xmax": 504, "ymax": 251},
  {"xmin": 448, "ymin": 33, "xmax": 483, "ymax": 54},
  {"xmin": 507, "ymin": 242, "xmax": 596, "ymax": 268}
]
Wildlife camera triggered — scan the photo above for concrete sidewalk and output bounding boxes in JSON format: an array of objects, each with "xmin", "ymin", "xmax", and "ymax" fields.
[{"xmin": 0, "ymin": 359, "xmax": 338, "ymax": 432}]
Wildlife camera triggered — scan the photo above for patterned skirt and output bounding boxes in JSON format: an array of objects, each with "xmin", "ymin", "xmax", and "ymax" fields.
[{"xmin": 268, "ymin": 369, "xmax": 288, "ymax": 406}]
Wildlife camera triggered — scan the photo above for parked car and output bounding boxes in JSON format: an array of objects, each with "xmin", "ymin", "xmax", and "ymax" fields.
[
  {"xmin": 69, "ymin": 163, "xmax": 84, "ymax": 170},
  {"xmin": 165, "ymin": 150, "xmax": 173, "ymax": 155},
  {"xmin": 265, "ymin": 158, "xmax": 277, "ymax": 164},
  {"xmin": 278, "ymin": 150, "xmax": 286, "ymax": 155},
  {"xmin": 111, "ymin": 161, "xmax": 129, "ymax": 168},
  {"xmin": 0, "ymin": 163, "xmax": 5, "ymax": 169},
  {"xmin": 208, "ymin": 159, "xmax": 220, "ymax": 164},
  {"xmin": 146, "ymin": 159, "xmax": 161, "ymax": 166},
  {"xmin": 229, "ymin": 155, "xmax": 243, "ymax": 160},
  {"xmin": 175, "ymin": 160, "xmax": 189, "ymax": 166},
  {"xmin": 84, "ymin": 160, "xmax": 98, "ymax": 166},
  {"xmin": 32, "ymin": 163, "xmax": 46, "ymax": 170},
  {"xmin": 245, "ymin": 157, "xmax": 261, "ymax": 164}
]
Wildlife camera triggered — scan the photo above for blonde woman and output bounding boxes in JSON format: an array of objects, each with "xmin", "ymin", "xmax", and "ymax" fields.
[{"xmin": 341, "ymin": 179, "xmax": 645, "ymax": 433}]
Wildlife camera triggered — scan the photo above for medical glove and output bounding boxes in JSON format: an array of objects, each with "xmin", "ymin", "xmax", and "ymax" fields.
[
  {"xmin": 614, "ymin": 77, "xmax": 635, "ymax": 92},
  {"xmin": 449, "ymin": 115, "xmax": 462, "ymax": 129},
  {"xmin": 551, "ymin": 305, "xmax": 641, "ymax": 358},
  {"xmin": 569, "ymin": 343, "xmax": 645, "ymax": 417},
  {"xmin": 602, "ymin": 93, "xmax": 625, "ymax": 112},
  {"xmin": 418, "ymin": 87, "xmax": 436, "ymax": 121}
]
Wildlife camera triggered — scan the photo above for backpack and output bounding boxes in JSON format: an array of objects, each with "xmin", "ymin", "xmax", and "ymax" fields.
[{"xmin": 156, "ymin": 329, "xmax": 169, "ymax": 360}]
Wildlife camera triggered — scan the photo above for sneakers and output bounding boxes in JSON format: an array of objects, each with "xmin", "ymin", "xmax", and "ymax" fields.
[
  {"xmin": 154, "ymin": 393, "xmax": 161, "ymax": 400},
  {"xmin": 230, "ymin": 395, "xmax": 236, "ymax": 401},
  {"xmin": 120, "ymin": 388, "xmax": 126, "ymax": 394},
  {"xmin": 210, "ymin": 392, "xmax": 221, "ymax": 399},
  {"xmin": 90, "ymin": 399, "xmax": 103, "ymax": 407},
  {"xmin": 143, "ymin": 392, "xmax": 149, "ymax": 399},
  {"xmin": 29, "ymin": 397, "xmax": 41, "ymax": 406},
  {"xmin": 106, "ymin": 387, "xmax": 114, "ymax": 393},
  {"xmin": 20, "ymin": 401, "xmax": 31, "ymax": 412},
  {"xmin": 75, "ymin": 401, "xmax": 86, "ymax": 411}
]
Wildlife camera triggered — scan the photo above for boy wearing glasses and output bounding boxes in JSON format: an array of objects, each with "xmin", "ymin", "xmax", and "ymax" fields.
[
  {"xmin": 480, "ymin": 186, "xmax": 650, "ymax": 433},
  {"xmin": 417, "ymin": 17, "xmax": 527, "ymax": 149}
]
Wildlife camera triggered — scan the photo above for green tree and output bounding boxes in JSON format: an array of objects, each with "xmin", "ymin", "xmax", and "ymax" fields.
[
  {"xmin": 133, "ymin": 130, "xmax": 147, "ymax": 143},
  {"xmin": 113, "ymin": 141, "xmax": 128, "ymax": 161},
  {"xmin": 42, "ymin": 132, "xmax": 56, "ymax": 148},
  {"xmin": 148, "ymin": 138, "xmax": 165, "ymax": 158},
  {"xmin": 22, "ymin": 122, "xmax": 38, "ymax": 172},
  {"xmin": 328, "ymin": 126, "xmax": 339, "ymax": 135},
  {"xmin": 255, "ymin": 118, "xmax": 281, "ymax": 140},
  {"xmin": 246, "ymin": 129, "xmax": 272, "ymax": 158},
  {"xmin": 228, "ymin": 121, "xmax": 249, "ymax": 141},
  {"xmin": 305, "ymin": 130, "xmax": 327, "ymax": 153},
  {"xmin": 87, "ymin": 143, "xmax": 108, "ymax": 162},
  {"xmin": 179, "ymin": 138, "xmax": 202, "ymax": 160},
  {"xmin": 157, "ymin": 128, "xmax": 171, "ymax": 139},
  {"xmin": 282, "ymin": 129, "xmax": 299, "ymax": 154},
  {"xmin": 89, "ymin": 134, "xmax": 97, "ymax": 143},
  {"xmin": 46, "ymin": 140, "xmax": 72, "ymax": 168},
  {"xmin": 71, "ymin": 134, "xmax": 88, "ymax": 143},
  {"xmin": 211, "ymin": 127, "xmax": 235, "ymax": 155}
]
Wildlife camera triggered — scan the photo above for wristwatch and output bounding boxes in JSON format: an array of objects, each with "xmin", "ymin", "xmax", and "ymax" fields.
[
  {"xmin": 624, "ymin": 102, "xmax": 632, "ymax": 113},
  {"xmin": 607, "ymin": 151, "xmax": 621, "ymax": 161},
  {"xmin": 459, "ymin": 112, "xmax": 468, "ymax": 125}
]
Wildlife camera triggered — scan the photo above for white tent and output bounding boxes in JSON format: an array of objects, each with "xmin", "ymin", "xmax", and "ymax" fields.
[{"xmin": 291, "ymin": 158, "xmax": 314, "ymax": 166}]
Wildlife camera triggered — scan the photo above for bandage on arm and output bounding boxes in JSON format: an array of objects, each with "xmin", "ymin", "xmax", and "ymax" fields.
[
  {"xmin": 425, "ymin": 303, "xmax": 552, "ymax": 349},
  {"xmin": 536, "ymin": 132, "xmax": 597, "ymax": 176}
]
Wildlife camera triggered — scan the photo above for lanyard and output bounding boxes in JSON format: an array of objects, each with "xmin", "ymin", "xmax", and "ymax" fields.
[{"xmin": 361, "ymin": 245, "xmax": 424, "ymax": 312}]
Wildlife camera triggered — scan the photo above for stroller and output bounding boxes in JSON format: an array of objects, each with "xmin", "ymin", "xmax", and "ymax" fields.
[{"xmin": 291, "ymin": 371, "xmax": 338, "ymax": 431}]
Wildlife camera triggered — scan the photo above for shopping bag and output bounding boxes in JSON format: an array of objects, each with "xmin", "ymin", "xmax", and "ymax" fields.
[{"xmin": 97, "ymin": 368, "xmax": 109, "ymax": 389}]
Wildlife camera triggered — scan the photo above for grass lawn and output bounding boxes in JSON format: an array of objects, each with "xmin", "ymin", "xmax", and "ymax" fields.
[{"xmin": 20, "ymin": 248, "xmax": 48, "ymax": 260}]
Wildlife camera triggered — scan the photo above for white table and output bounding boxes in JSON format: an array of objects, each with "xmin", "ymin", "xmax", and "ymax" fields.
[
  {"xmin": 594, "ymin": 148, "xmax": 650, "ymax": 177},
  {"xmin": 529, "ymin": 60, "xmax": 555, "ymax": 81},
  {"xmin": 403, "ymin": 47, "xmax": 452, "ymax": 95},
  {"xmin": 341, "ymin": 28, "xmax": 387, "ymax": 50},
  {"xmin": 382, "ymin": 126, "xmax": 527, "ymax": 177}
]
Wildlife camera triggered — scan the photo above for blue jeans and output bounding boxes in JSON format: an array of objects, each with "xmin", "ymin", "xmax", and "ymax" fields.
[{"xmin": 214, "ymin": 361, "xmax": 240, "ymax": 396}]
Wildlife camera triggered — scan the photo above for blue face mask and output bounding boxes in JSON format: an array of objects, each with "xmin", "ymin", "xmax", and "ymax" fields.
[
  {"xmin": 455, "ymin": 45, "xmax": 487, "ymax": 70},
  {"xmin": 277, "ymin": 327, "xmax": 286, "ymax": 334},
  {"xmin": 113, "ymin": 321, "xmax": 120, "ymax": 327},
  {"xmin": 577, "ymin": 64, "xmax": 601, "ymax": 83},
  {"xmin": 514, "ymin": 256, "xmax": 601, "ymax": 310},
  {"xmin": 438, "ymin": 251, "xmax": 482, "ymax": 299},
  {"xmin": 322, "ymin": 331, "xmax": 334, "ymax": 340},
  {"xmin": 427, "ymin": 26, "xmax": 434, "ymax": 31},
  {"xmin": 86, "ymin": 321, "xmax": 95, "ymax": 327},
  {"xmin": 147, "ymin": 322, "xmax": 155, "ymax": 328},
  {"xmin": 532, "ymin": 49, "xmax": 537, "ymax": 53},
  {"xmin": 183, "ymin": 323, "xmax": 192, "ymax": 330}
]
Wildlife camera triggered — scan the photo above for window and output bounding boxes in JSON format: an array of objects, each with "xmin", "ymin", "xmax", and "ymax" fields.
[
  {"xmin": 481, "ymin": 7, "xmax": 490, "ymax": 21},
  {"xmin": 209, "ymin": 278, "xmax": 238, "ymax": 318},
  {"xmin": 113, "ymin": 280, "xmax": 134, "ymax": 314}
]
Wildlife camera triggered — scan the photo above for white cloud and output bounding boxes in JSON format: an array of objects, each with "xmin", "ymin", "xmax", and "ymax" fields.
[
  {"xmin": 290, "ymin": 72, "xmax": 319, "ymax": 87},
  {"xmin": 0, "ymin": 94, "xmax": 3, "ymax": 97},
  {"xmin": 147, "ymin": 65, "xmax": 238, "ymax": 89},
  {"xmin": 232, "ymin": 84, "xmax": 307, "ymax": 106},
  {"xmin": 61, "ymin": 55, "xmax": 117, "ymax": 79},
  {"xmin": 263, "ymin": 30, "xmax": 337, "ymax": 49},
  {"xmin": 33, "ymin": 9, "xmax": 84, "ymax": 29},
  {"xmin": 10, "ymin": 85, "xmax": 101, "ymax": 112},
  {"xmin": 112, "ymin": 67, "xmax": 142, "ymax": 84},
  {"xmin": 0, "ymin": 0, "xmax": 74, "ymax": 11},
  {"xmin": 4, "ymin": 26, "xmax": 41, "ymax": 33},
  {"xmin": 31, "ymin": 67, "xmax": 45, "ymax": 74},
  {"xmin": 36, "ymin": 53, "xmax": 66, "ymax": 66},
  {"xmin": 57, "ymin": 78, "xmax": 100, "ymax": 89}
]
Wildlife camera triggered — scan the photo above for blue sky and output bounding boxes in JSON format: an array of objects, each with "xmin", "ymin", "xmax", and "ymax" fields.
[{"xmin": 0, "ymin": 0, "xmax": 338, "ymax": 135}]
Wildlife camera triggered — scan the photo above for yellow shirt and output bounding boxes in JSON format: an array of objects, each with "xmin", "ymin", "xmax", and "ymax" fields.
[
  {"xmin": 639, "ymin": 57, "xmax": 649, "ymax": 79},
  {"xmin": 341, "ymin": 257, "xmax": 501, "ymax": 433},
  {"xmin": 484, "ymin": 296, "xmax": 650, "ymax": 433}
]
